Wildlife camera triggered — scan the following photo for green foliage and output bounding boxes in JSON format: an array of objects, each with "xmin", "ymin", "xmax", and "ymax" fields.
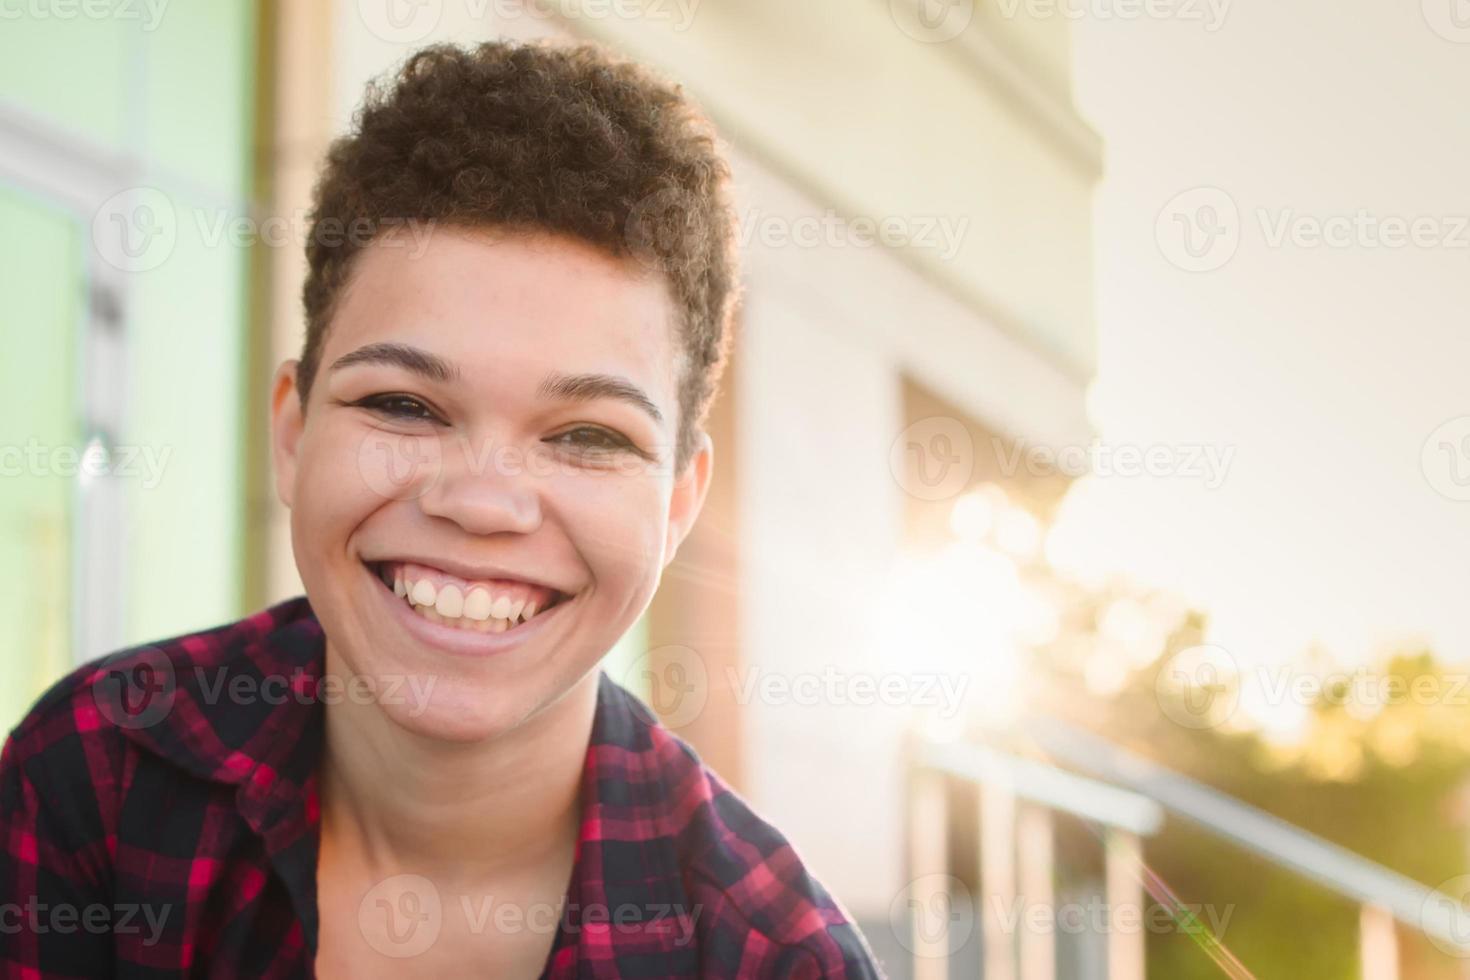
[{"xmin": 1027, "ymin": 577, "xmax": 1470, "ymax": 978}]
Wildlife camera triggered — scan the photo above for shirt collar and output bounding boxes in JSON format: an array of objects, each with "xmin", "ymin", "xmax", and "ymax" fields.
[{"xmin": 109, "ymin": 596, "xmax": 700, "ymax": 968}]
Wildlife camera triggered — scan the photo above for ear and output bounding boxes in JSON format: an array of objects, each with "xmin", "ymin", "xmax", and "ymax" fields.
[
  {"xmin": 663, "ymin": 429, "xmax": 713, "ymax": 569},
  {"xmin": 270, "ymin": 360, "xmax": 305, "ymax": 510}
]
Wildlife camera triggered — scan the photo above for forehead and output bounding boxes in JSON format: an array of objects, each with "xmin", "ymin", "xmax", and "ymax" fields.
[{"xmin": 322, "ymin": 227, "xmax": 679, "ymax": 405}]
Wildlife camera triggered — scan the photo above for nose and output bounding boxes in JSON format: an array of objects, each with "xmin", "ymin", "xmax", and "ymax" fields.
[{"xmin": 415, "ymin": 432, "xmax": 543, "ymax": 536}]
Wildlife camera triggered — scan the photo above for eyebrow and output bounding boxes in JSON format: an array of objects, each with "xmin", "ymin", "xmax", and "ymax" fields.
[
  {"xmin": 329, "ymin": 342, "xmax": 663, "ymax": 424},
  {"xmin": 537, "ymin": 371, "xmax": 664, "ymax": 425},
  {"xmin": 329, "ymin": 342, "xmax": 459, "ymax": 383}
]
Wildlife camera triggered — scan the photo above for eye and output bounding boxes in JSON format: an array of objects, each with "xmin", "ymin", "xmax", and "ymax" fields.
[
  {"xmin": 352, "ymin": 393, "xmax": 443, "ymax": 424},
  {"xmin": 550, "ymin": 426, "xmax": 639, "ymax": 454}
]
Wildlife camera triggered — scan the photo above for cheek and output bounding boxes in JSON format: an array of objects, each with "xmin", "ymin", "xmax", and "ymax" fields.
[
  {"xmin": 552, "ymin": 471, "xmax": 670, "ymax": 587},
  {"xmin": 292, "ymin": 422, "xmax": 401, "ymax": 551}
]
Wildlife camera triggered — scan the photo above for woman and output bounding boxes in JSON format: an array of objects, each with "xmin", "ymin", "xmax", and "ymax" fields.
[{"xmin": 0, "ymin": 39, "xmax": 884, "ymax": 978}]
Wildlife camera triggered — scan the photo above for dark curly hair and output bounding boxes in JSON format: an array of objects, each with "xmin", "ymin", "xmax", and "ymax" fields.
[{"xmin": 298, "ymin": 39, "xmax": 741, "ymax": 473}]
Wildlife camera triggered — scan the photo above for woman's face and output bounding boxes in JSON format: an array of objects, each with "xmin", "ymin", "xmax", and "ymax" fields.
[{"xmin": 270, "ymin": 227, "xmax": 711, "ymax": 742}]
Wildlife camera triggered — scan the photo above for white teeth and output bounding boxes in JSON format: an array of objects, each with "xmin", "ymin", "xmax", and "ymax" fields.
[
  {"xmin": 435, "ymin": 584, "xmax": 464, "ymax": 619},
  {"xmin": 463, "ymin": 589, "xmax": 493, "ymax": 621},
  {"xmin": 391, "ymin": 565, "xmax": 559, "ymax": 632}
]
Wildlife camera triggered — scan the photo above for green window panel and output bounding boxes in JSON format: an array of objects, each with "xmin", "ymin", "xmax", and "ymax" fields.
[
  {"xmin": 0, "ymin": 189, "xmax": 81, "ymax": 735},
  {"xmin": 0, "ymin": 15, "xmax": 130, "ymax": 151},
  {"xmin": 122, "ymin": 182, "xmax": 246, "ymax": 645}
]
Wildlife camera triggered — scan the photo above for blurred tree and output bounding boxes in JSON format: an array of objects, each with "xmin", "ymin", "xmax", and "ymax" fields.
[{"xmin": 1021, "ymin": 574, "xmax": 1470, "ymax": 979}]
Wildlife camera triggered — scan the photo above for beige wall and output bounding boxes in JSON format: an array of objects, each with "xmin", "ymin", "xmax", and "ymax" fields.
[{"xmin": 563, "ymin": 0, "xmax": 1100, "ymax": 379}]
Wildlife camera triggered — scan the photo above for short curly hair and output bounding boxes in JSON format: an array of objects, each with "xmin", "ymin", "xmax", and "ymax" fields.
[{"xmin": 299, "ymin": 39, "xmax": 741, "ymax": 473}]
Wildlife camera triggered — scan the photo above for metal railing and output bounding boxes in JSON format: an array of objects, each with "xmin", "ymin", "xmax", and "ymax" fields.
[{"xmin": 906, "ymin": 716, "xmax": 1470, "ymax": 979}]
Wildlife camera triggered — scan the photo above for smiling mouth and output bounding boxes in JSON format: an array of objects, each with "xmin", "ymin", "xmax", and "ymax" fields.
[{"xmin": 365, "ymin": 560, "xmax": 571, "ymax": 634}]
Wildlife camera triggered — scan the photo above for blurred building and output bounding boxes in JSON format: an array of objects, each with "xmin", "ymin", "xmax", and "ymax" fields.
[{"xmin": 0, "ymin": 0, "xmax": 1100, "ymax": 970}]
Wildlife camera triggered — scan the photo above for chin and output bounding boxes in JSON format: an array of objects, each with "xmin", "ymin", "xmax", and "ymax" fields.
[{"xmin": 374, "ymin": 676, "xmax": 542, "ymax": 743}]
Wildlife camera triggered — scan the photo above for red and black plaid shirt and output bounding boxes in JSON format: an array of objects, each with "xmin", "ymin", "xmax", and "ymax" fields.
[{"xmin": 0, "ymin": 596, "xmax": 884, "ymax": 978}]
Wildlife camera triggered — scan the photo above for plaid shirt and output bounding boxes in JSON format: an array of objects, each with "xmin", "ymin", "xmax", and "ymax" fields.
[{"xmin": 0, "ymin": 596, "xmax": 884, "ymax": 978}]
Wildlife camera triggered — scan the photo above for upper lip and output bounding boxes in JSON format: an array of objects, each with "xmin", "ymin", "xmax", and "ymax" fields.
[{"xmin": 363, "ymin": 554, "xmax": 572, "ymax": 596}]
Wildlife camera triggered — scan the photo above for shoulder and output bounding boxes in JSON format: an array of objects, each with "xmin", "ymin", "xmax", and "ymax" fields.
[
  {"xmin": 1, "ymin": 597, "xmax": 320, "ymax": 829},
  {"xmin": 598, "ymin": 675, "xmax": 885, "ymax": 978}
]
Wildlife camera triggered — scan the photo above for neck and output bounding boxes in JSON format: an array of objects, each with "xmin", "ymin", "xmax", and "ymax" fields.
[{"xmin": 318, "ymin": 651, "xmax": 600, "ymax": 883}]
